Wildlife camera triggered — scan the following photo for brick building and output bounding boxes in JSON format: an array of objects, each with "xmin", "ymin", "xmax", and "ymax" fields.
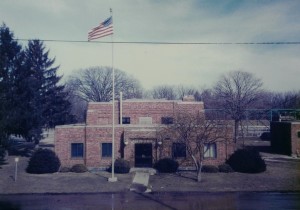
[
  {"xmin": 271, "ymin": 121, "xmax": 300, "ymax": 157},
  {"xmin": 55, "ymin": 97, "xmax": 235, "ymax": 169}
]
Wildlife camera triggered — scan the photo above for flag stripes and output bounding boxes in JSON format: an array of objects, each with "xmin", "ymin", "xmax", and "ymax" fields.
[{"xmin": 88, "ymin": 16, "xmax": 113, "ymax": 41}]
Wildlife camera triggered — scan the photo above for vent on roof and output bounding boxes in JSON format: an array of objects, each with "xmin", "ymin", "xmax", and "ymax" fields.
[{"xmin": 182, "ymin": 95, "xmax": 195, "ymax": 102}]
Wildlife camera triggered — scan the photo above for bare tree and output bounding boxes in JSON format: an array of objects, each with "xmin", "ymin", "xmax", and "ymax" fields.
[
  {"xmin": 176, "ymin": 85, "xmax": 194, "ymax": 99},
  {"xmin": 151, "ymin": 85, "xmax": 177, "ymax": 100},
  {"xmin": 151, "ymin": 84, "xmax": 202, "ymax": 101},
  {"xmin": 64, "ymin": 84, "xmax": 87, "ymax": 123},
  {"xmin": 66, "ymin": 66, "xmax": 143, "ymax": 102},
  {"xmin": 213, "ymin": 71, "xmax": 263, "ymax": 142},
  {"xmin": 271, "ymin": 91, "xmax": 300, "ymax": 109},
  {"xmin": 200, "ymin": 88, "xmax": 221, "ymax": 109},
  {"xmin": 162, "ymin": 112, "xmax": 231, "ymax": 182}
]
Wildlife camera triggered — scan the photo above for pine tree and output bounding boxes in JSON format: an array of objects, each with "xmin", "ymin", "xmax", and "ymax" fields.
[
  {"xmin": 24, "ymin": 40, "xmax": 75, "ymax": 132},
  {"xmin": 0, "ymin": 24, "xmax": 23, "ymax": 146},
  {"xmin": 0, "ymin": 25, "xmax": 75, "ymax": 145}
]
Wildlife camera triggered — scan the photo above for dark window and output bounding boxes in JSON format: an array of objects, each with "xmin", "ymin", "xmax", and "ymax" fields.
[
  {"xmin": 172, "ymin": 143, "xmax": 186, "ymax": 158},
  {"xmin": 298, "ymin": 131, "xmax": 300, "ymax": 138},
  {"xmin": 204, "ymin": 143, "xmax": 217, "ymax": 158},
  {"xmin": 102, "ymin": 143, "xmax": 112, "ymax": 157},
  {"xmin": 161, "ymin": 117, "xmax": 173, "ymax": 124},
  {"xmin": 122, "ymin": 117, "xmax": 130, "ymax": 124},
  {"xmin": 71, "ymin": 143, "xmax": 84, "ymax": 158}
]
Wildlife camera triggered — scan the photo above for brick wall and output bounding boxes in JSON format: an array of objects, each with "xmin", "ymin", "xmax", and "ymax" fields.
[
  {"xmin": 55, "ymin": 98, "xmax": 235, "ymax": 169},
  {"xmin": 291, "ymin": 122, "xmax": 300, "ymax": 157},
  {"xmin": 271, "ymin": 121, "xmax": 300, "ymax": 157},
  {"xmin": 86, "ymin": 99, "xmax": 204, "ymax": 126},
  {"xmin": 55, "ymin": 125, "xmax": 86, "ymax": 167}
]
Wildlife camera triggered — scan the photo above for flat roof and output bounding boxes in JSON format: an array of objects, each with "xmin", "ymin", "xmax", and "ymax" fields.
[{"xmin": 88, "ymin": 99, "xmax": 203, "ymax": 104}]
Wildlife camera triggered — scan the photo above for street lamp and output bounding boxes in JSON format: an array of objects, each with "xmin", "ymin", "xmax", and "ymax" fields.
[
  {"xmin": 14, "ymin": 157, "xmax": 19, "ymax": 182},
  {"xmin": 155, "ymin": 140, "xmax": 162, "ymax": 162}
]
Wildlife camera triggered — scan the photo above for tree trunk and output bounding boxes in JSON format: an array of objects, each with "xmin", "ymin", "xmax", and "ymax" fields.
[
  {"xmin": 190, "ymin": 155, "xmax": 202, "ymax": 182},
  {"xmin": 197, "ymin": 161, "xmax": 203, "ymax": 182},
  {"xmin": 234, "ymin": 120, "xmax": 239, "ymax": 143}
]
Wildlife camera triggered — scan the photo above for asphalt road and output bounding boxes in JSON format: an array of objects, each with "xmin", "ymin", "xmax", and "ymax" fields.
[{"xmin": 0, "ymin": 192, "xmax": 300, "ymax": 210}]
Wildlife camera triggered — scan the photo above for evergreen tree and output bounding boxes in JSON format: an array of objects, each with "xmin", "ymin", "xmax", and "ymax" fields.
[
  {"xmin": 0, "ymin": 24, "xmax": 23, "ymax": 146},
  {"xmin": 24, "ymin": 40, "xmax": 75, "ymax": 133},
  {"xmin": 1, "ymin": 24, "xmax": 75, "ymax": 145}
]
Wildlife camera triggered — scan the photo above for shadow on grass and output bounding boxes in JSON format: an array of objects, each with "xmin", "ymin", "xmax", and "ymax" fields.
[{"xmin": 175, "ymin": 171, "xmax": 198, "ymax": 182}]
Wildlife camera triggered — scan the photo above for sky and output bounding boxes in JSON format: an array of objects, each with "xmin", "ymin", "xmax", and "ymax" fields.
[{"xmin": 1, "ymin": 0, "xmax": 300, "ymax": 92}]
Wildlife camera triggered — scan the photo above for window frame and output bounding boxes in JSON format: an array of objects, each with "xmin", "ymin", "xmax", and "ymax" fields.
[
  {"xmin": 172, "ymin": 143, "xmax": 186, "ymax": 158},
  {"xmin": 102, "ymin": 142, "xmax": 112, "ymax": 158},
  {"xmin": 161, "ymin": 117, "xmax": 174, "ymax": 125},
  {"xmin": 71, "ymin": 143, "xmax": 84, "ymax": 158},
  {"xmin": 122, "ymin": 117, "xmax": 130, "ymax": 124},
  {"xmin": 203, "ymin": 143, "xmax": 217, "ymax": 159}
]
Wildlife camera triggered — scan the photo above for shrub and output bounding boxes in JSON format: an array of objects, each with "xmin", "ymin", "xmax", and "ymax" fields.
[
  {"xmin": 226, "ymin": 149, "xmax": 266, "ymax": 173},
  {"xmin": 26, "ymin": 149, "xmax": 60, "ymax": 174},
  {"xmin": 0, "ymin": 147, "xmax": 5, "ymax": 159},
  {"xmin": 218, "ymin": 163, "xmax": 234, "ymax": 173},
  {"xmin": 154, "ymin": 158, "xmax": 179, "ymax": 173},
  {"xmin": 0, "ymin": 147, "xmax": 7, "ymax": 167},
  {"xmin": 108, "ymin": 158, "xmax": 130, "ymax": 174},
  {"xmin": 70, "ymin": 164, "xmax": 88, "ymax": 173},
  {"xmin": 201, "ymin": 165, "xmax": 219, "ymax": 173}
]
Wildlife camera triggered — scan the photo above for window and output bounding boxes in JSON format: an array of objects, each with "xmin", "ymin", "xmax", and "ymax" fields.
[
  {"xmin": 71, "ymin": 143, "xmax": 84, "ymax": 158},
  {"xmin": 161, "ymin": 117, "xmax": 173, "ymax": 124},
  {"xmin": 298, "ymin": 131, "xmax": 300, "ymax": 138},
  {"xmin": 172, "ymin": 143, "xmax": 186, "ymax": 158},
  {"xmin": 122, "ymin": 117, "xmax": 130, "ymax": 124},
  {"xmin": 102, "ymin": 143, "xmax": 112, "ymax": 157},
  {"xmin": 204, "ymin": 143, "xmax": 217, "ymax": 158}
]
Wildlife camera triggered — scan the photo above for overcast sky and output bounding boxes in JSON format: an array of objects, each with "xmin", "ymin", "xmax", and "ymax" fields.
[{"xmin": 1, "ymin": 0, "xmax": 300, "ymax": 92}]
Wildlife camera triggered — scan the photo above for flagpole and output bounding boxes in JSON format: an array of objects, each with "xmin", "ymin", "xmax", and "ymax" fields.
[{"xmin": 108, "ymin": 8, "xmax": 117, "ymax": 182}]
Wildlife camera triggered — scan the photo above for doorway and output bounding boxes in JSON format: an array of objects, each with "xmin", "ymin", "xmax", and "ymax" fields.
[{"xmin": 135, "ymin": 143, "xmax": 153, "ymax": 167}]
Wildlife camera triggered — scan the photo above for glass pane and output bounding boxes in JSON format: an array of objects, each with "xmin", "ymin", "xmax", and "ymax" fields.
[
  {"xmin": 71, "ymin": 143, "xmax": 83, "ymax": 157},
  {"xmin": 102, "ymin": 143, "xmax": 112, "ymax": 157}
]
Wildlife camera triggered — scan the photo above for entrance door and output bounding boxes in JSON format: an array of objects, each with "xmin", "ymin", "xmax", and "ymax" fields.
[{"xmin": 135, "ymin": 143, "xmax": 153, "ymax": 167}]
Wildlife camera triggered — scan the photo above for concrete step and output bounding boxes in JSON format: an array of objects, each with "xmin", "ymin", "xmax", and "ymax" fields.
[{"xmin": 130, "ymin": 171, "xmax": 152, "ymax": 193}]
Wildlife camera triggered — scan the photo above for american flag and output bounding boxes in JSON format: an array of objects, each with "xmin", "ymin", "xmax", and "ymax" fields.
[{"xmin": 88, "ymin": 16, "xmax": 113, "ymax": 41}]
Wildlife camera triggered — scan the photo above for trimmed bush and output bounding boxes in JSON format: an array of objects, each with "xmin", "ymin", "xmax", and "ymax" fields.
[
  {"xmin": 154, "ymin": 158, "xmax": 179, "ymax": 173},
  {"xmin": 26, "ymin": 149, "xmax": 60, "ymax": 174},
  {"xmin": 70, "ymin": 164, "xmax": 88, "ymax": 173},
  {"xmin": 218, "ymin": 163, "xmax": 234, "ymax": 173},
  {"xmin": 108, "ymin": 158, "xmax": 130, "ymax": 174},
  {"xmin": 201, "ymin": 165, "xmax": 219, "ymax": 173},
  {"xmin": 226, "ymin": 149, "xmax": 266, "ymax": 173}
]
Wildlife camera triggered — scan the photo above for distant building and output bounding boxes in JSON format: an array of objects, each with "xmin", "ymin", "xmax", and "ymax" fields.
[
  {"xmin": 55, "ymin": 97, "xmax": 235, "ymax": 169},
  {"xmin": 271, "ymin": 121, "xmax": 300, "ymax": 157}
]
